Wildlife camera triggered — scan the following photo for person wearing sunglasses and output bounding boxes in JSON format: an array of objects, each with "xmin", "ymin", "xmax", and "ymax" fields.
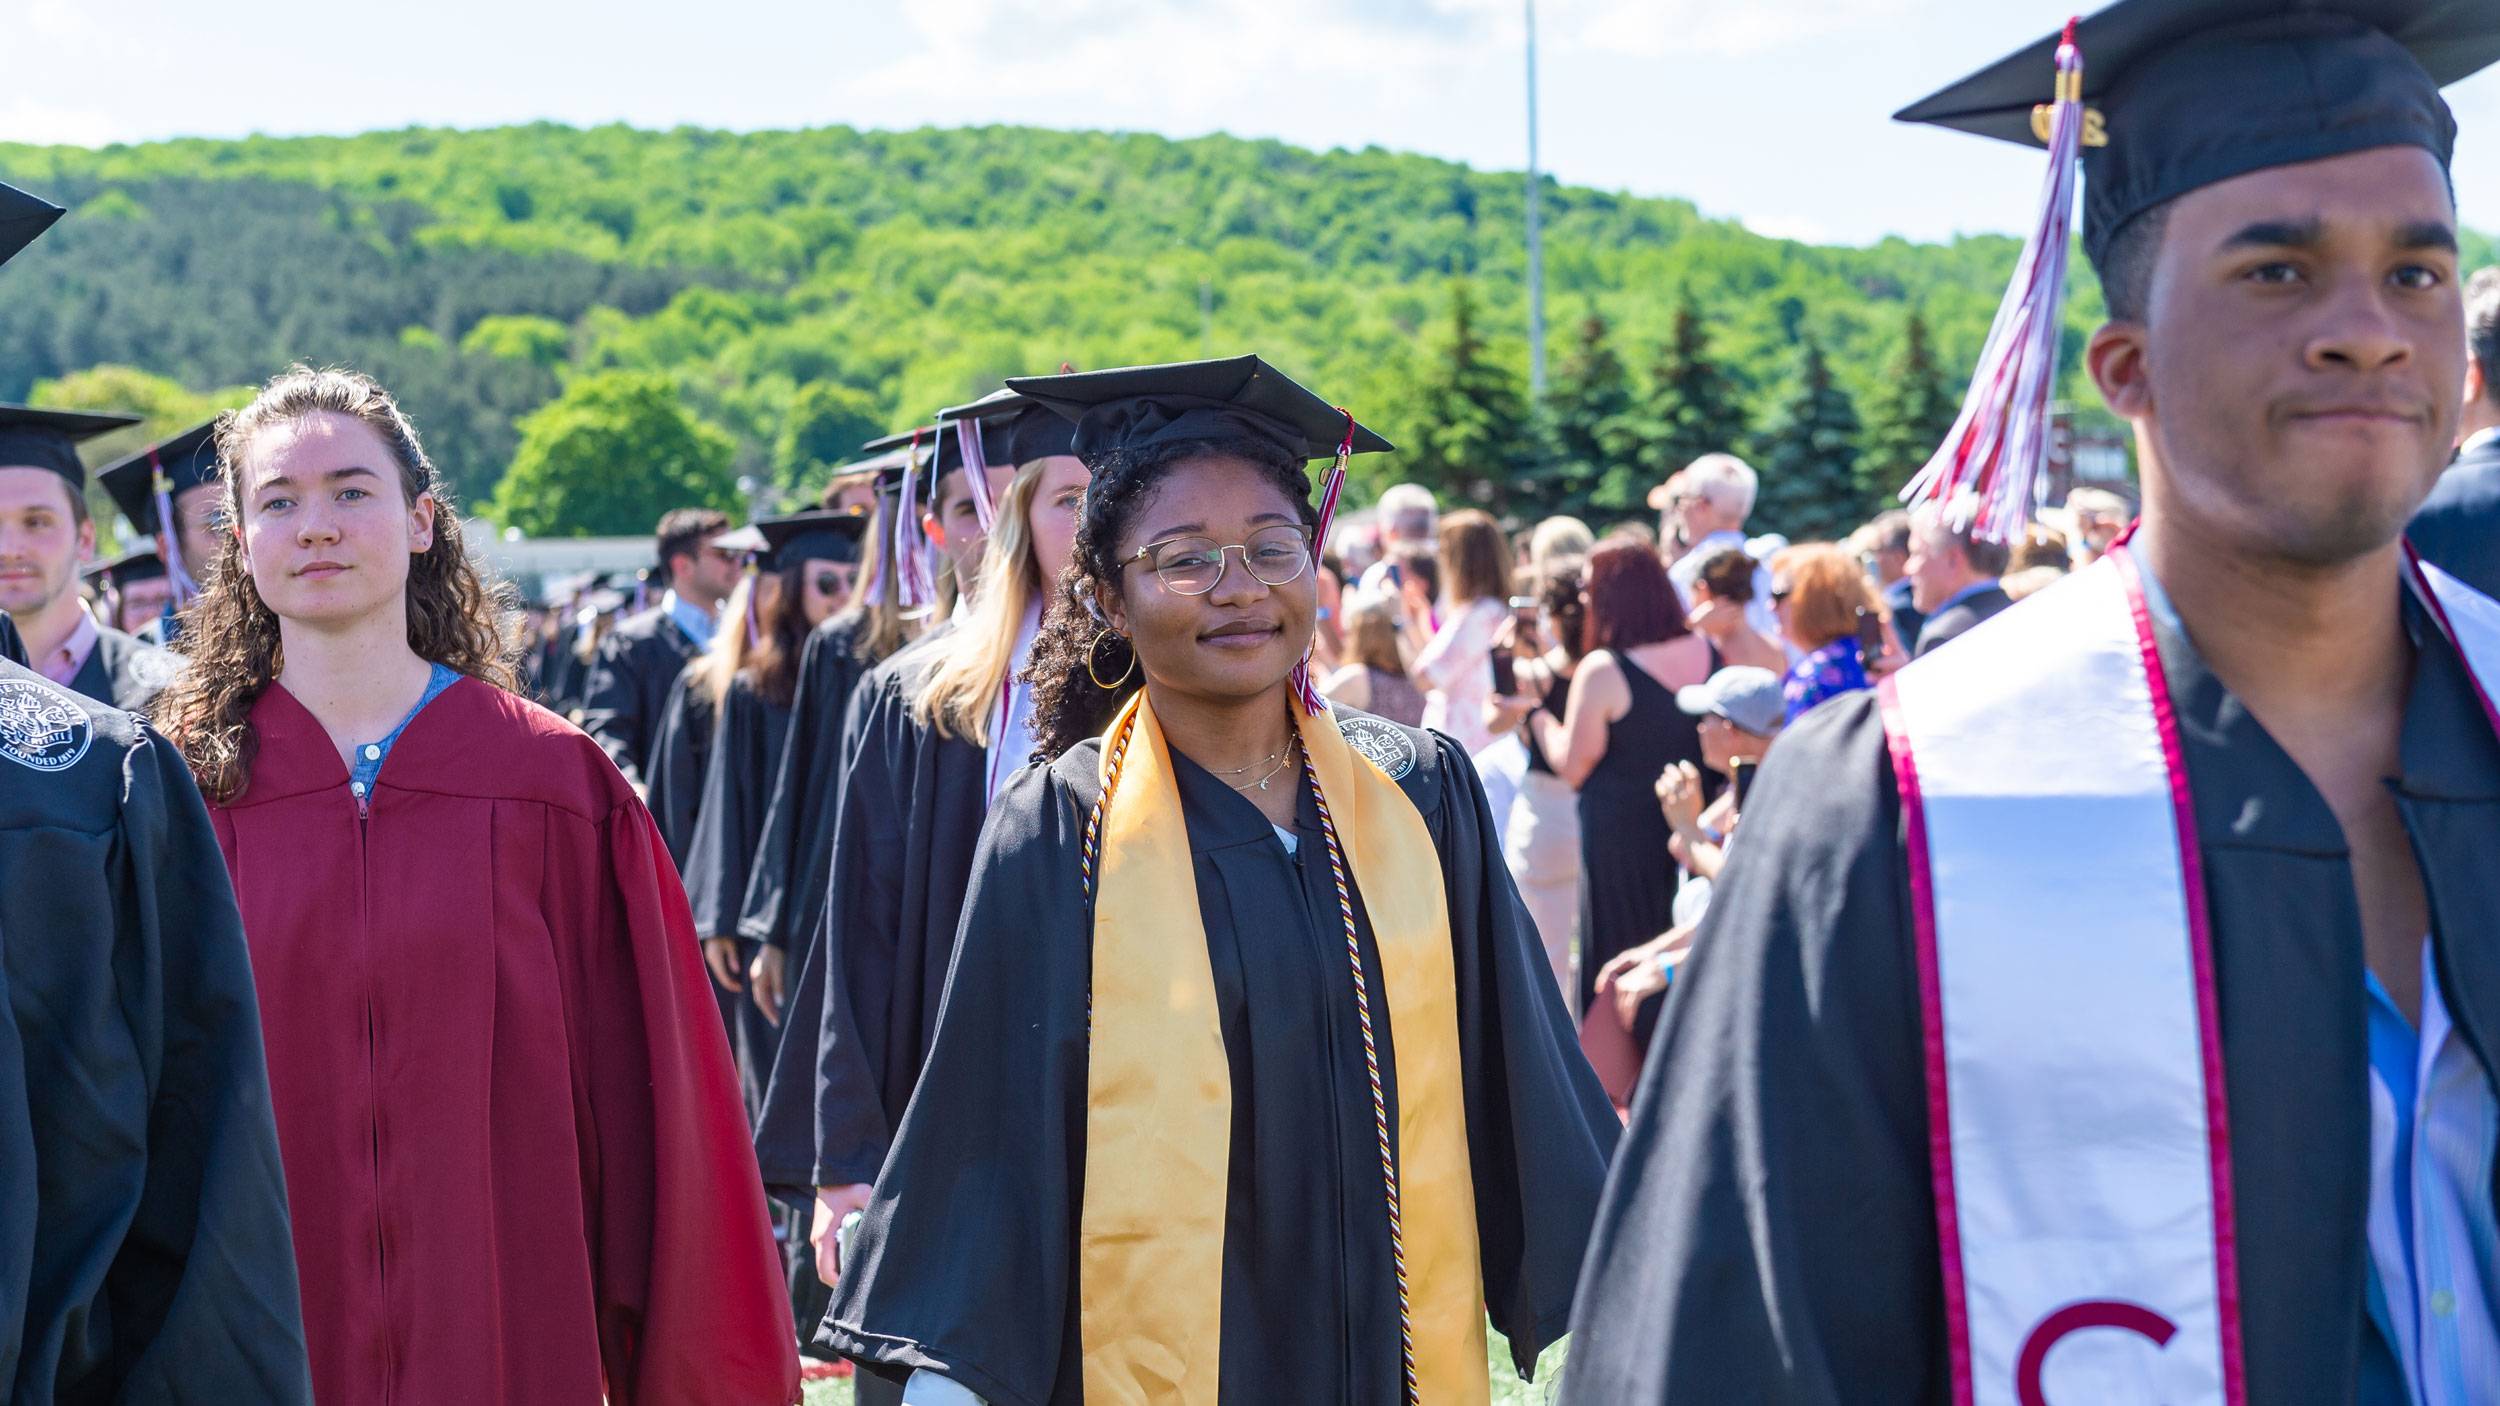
[
  {"xmin": 578, "ymin": 505, "xmax": 742, "ymax": 792},
  {"xmin": 818, "ymin": 356, "xmax": 1614, "ymax": 1406}
]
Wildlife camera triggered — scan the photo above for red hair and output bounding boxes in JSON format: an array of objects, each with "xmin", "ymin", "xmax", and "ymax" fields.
[{"xmin": 1581, "ymin": 538, "xmax": 1688, "ymax": 653}]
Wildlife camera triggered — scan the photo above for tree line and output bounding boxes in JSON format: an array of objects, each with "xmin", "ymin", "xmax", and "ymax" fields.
[{"xmin": 10, "ymin": 122, "xmax": 2436, "ymax": 539}]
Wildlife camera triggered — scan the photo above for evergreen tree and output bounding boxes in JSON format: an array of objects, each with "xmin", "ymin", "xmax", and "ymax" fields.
[
  {"xmin": 1626, "ymin": 300, "xmax": 1750, "ymax": 511},
  {"xmin": 1857, "ymin": 311, "xmax": 1960, "ymax": 507},
  {"xmin": 1750, "ymin": 337, "xmax": 1865, "ymax": 540},
  {"xmin": 1543, "ymin": 309, "xmax": 1639, "ymax": 519},
  {"xmin": 487, "ymin": 372, "xmax": 739, "ymax": 537},
  {"xmin": 1405, "ymin": 281, "xmax": 1538, "ymax": 512}
]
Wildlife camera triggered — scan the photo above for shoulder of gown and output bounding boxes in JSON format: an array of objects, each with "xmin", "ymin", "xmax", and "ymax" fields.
[{"xmin": 1559, "ymin": 690, "xmax": 1945, "ymax": 1405}]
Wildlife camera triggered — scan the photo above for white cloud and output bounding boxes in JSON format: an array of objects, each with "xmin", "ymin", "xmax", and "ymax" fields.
[{"xmin": 0, "ymin": 98, "xmax": 123, "ymax": 148}]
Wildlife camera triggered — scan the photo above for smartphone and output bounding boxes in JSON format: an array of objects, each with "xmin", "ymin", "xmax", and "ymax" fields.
[
  {"xmin": 1508, "ymin": 594, "xmax": 1539, "ymax": 625},
  {"xmin": 1489, "ymin": 649, "xmax": 1518, "ymax": 697},
  {"xmin": 1854, "ymin": 608, "xmax": 1886, "ymax": 673},
  {"xmin": 1731, "ymin": 758, "xmax": 1759, "ymax": 811}
]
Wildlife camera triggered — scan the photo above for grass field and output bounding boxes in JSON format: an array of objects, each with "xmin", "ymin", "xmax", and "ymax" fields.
[{"xmin": 801, "ymin": 1330, "xmax": 1569, "ymax": 1403}]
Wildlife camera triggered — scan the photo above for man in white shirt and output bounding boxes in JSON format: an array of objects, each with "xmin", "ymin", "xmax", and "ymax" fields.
[{"xmin": 1651, "ymin": 452, "xmax": 1778, "ymax": 641}]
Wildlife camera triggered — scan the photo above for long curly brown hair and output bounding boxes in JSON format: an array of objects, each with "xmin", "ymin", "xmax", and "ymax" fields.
[{"xmin": 155, "ymin": 365, "xmax": 517, "ymax": 802}]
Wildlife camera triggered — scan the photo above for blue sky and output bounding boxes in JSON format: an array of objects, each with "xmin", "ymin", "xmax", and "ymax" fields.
[{"xmin": 16, "ymin": 0, "xmax": 2500, "ymax": 246}]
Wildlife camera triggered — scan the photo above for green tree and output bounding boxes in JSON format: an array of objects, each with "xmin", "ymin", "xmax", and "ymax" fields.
[
  {"xmin": 1857, "ymin": 312, "xmax": 1959, "ymax": 506},
  {"xmin": 460, "ymin": 314, "xmax": 573, "ymax": 371},
  {"xmin": 1751, "ymin": 338, "xmax": 1866, "ymax": 541},
  {"xmin": 1542, "ymin": 310, "xmax": 1639, "ymax": 520},
  {"xmin": 1404, "ymin": 281, "xmax": 1538, "ymax": 511},
  {"xmin": 776, "ymin": 381, "xmax": 886, "ymax": 492},
  {"xmin": 1628, "ymin": 301, "xmax": 1750, "ymax": 511},
  {"xmin": 487, "ymin": 372, "xmax": 738, "ymax": 537}
]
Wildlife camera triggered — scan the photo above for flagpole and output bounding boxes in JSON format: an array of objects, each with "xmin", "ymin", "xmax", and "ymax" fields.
[{"xmin": 1524, "ymin": 0, "xmax": 1547, "ymax": 405}]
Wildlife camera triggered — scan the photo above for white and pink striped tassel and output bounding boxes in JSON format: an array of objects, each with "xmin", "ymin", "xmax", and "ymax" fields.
[
  {"xmin": 1290, "ymin": 412, "xmax": 1356, "ymax": 716},
  {"xmin": 1902, "ymin": 19, "xmax": 2085, "ymax": 543}
]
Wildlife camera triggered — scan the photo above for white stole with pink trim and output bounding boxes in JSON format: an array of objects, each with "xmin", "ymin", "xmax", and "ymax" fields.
[{"xmin": 1879, "ymin": 545, "xmax": 2500, "ymax": 1406}]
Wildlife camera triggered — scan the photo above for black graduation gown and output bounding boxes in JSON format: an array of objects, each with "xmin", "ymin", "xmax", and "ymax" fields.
[
  {"xmin": 578, "ymin": 605, "xmax": 700, "ymax": 789},
  {"xmin": 66, "ymin": 625, "xmax": 181, "ymax": 716},
  {"xmin": 0, "ymin": 664, "xmax": 312, "ymax": 1401},
  {"xmin": 753, "ymin": 626, "xmax": 992, "ymax": 1201},
  {"xmin": 643, "ymin": 662, "xmax": 716, "ymax": 867},
  {"xmin": 2413, "ymin": 434, "xmax": 2500, "ymax": 599},
  {"xmin": 734, "ymin": 610, "xmax": 887, "ymax": 951},
  {"xmin": 682, "ymin": 673, "xmax": 795, "ymax": 1105},
  {"xmin": 822, "ymin": 716, "xmax": 1619, "ymax": 1406},
  {"xmin": 1561, "ymin": 590, "xmax": 2500, "ymax": 1404}
]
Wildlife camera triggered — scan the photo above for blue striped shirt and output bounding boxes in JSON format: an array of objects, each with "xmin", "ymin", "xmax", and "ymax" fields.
[{"xmin": 2362, "ymin": 941, "xmax": 2500, "ymax": 1405}]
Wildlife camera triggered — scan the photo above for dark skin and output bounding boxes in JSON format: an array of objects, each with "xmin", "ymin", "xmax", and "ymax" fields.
[
  {"xmin": 2087, "ymin": 145, "xmax": 2461, "ymax": 1022},
  {"xmin": 1100, "ymin": 454, "xmax": 1318, "ymax": 832}
]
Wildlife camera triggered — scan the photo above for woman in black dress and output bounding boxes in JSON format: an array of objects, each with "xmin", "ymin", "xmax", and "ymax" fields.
[
  {"xmin": 1531, "ymin": 538, "xmax": 1716, "ymax": 1027},
  {"xmin": 819, "ymin": 356, "xmax": 1615, "ymax": 1406}
]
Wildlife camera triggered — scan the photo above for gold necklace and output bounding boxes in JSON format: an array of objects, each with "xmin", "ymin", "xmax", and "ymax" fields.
[
  {"xmin": 1229, "ymin": 736, "xmax": 1302, "ymax": 793},
  {"xmin": 1203, "ymin": 738, "xmax": 1293, "ymax": 777}
]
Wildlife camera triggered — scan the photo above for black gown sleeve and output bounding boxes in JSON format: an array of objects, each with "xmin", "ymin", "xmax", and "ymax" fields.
[
  {"xmin": 1559, "ymin": 694, "xmax": 1946, "ymax": 1405},
  {"xmin": 738, "ymin": 620, "xmax": 854, "ymax": 948},
  {"xmin": 682, "ymin": 680, "xmax": 762, "ymax": 941},
  {"xmin": 111, "ymin": 725, "xmax": 313, "ymax": 1399},
  {"xmin": 642, "ymin": 665, "xmax": 713, "ymax": 869},
  {"xmin": 819, "ymin": 760, "xmax": 1088, "ymax": 1406},
  {"xmin": 1418, "ymin": 730, "xmax": 1620, "ymax": 1375},
  {"xmin": 806, "ymin": 672, "xmax": 916, "ymax": 1188},
  {"xmin": 580, "ymin": 627, "xmax": 659, "ymax": 789},
  {"xmin": 751, "ymin": 665, "xmax": 882, "ymax": 1199}
]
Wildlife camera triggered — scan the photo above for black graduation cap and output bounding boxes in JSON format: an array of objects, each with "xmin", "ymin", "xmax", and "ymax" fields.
[
  {"xmin": 1003, "ymin": 355, "xmax": 1394, "ymax": 463},
  {"xmin": 709, "ymin": 523, "xmax": 769, "ymax": 557},
  {"xmin": 83, "ymin": 547, "xmax": 166, "ymax": 592},
  {"xmin": 935, "ymin": 387, "xmax": 1081, "ymax": 467},
  {"xmin": 1896, "ymin": 0, "xmax": 2500, "ymax": 268},
  {"xmin": 824, "ymin": 444, "xmax": 913, "ymax": 500},
  {"xmin": 755, "ymin": 511, "xmax": 869, "ymax": 568},
  {"xmin": 0, "ymin": 405, "xmax": 145, "ymax": 491},
  {"xmin": 0, "ymin": 182, "xmax": 62, "ymax": 269},
  {"xmin": 861, "ymin": 417, "xmax": 1017, "ymax": 493},
  {"xmin": 94, "ymin": 420, "xmax": 221, "ymax": 534}
]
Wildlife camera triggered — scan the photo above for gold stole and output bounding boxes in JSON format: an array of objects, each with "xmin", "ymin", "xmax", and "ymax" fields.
[{"xmin": 1079, "ymin": 692, "xmax": 1488, "ymax": 1405}]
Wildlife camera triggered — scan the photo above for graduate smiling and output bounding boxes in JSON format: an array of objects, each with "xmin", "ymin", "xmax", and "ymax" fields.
[{"xmin": 820, "ymin": 356, "xmax": 1616, "ymax": 1406}]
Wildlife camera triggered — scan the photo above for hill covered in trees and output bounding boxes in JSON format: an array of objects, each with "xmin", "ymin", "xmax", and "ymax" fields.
[{"xmin": 0, "ymin": 121, "xmax": 2353, "ymax": 538}]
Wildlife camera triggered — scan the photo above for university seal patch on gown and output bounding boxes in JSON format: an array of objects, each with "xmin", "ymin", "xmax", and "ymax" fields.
[
  {"xmin": 0, "ymin": 676, "xmax": 91, "ymax": 772},
  {"xmin": 1337, "ymin": 712, "xmax": 1417, "ymax": 781}
]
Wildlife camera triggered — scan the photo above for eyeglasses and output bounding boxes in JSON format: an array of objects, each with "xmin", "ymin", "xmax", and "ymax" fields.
[
  {"xmin": 807, "ymin": 570, "xmax": 849, "ymax": 597},
  {"xmin": 1770, "ymin": 583, "xmax": 1794, "ymax": 604},
  {"xmin": 1126, "ymin": 525, "xmax": 1313, "ymax": 596}
]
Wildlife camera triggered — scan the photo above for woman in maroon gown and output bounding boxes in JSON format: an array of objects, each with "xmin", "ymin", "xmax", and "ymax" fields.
[{"xmin": 155, "ymin": 366, "xmax": 799, "ymax": 1406}]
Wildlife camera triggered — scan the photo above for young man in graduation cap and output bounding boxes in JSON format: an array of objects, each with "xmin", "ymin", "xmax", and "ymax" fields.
[
  {"xmin": 579, "ymin": 504, "xmax": 740, "ymax": 791},
  {"xmin": 0, "ymin": 179, "xmax": 314, "ymax": 1401},
  {"xmin": 94, "ymin": 419, "xmax": 224, "ymax": 647},
  {"xmin": 83, "ymin": 546, "xmax": 173, "ymax": 635},
  {"xmin": 0, "ymin": 403, "xmax": 184, "ymax": 712},
  {"xmin": 1566, "ymin": 3, "xmax": 2500, "ymax": 1403}
]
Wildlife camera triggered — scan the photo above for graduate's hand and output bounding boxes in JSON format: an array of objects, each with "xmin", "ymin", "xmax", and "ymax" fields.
[
  {"xmin": 701, "ymin": 938, "xmax": 745, "ymax": 993},
  {"xmin": 749, "ymin": 944, "xmax": 787, "ymax": 1026},
  {"xmin": 812, "ymin": 1182, "xmax": 875, "ymax": 1286}
]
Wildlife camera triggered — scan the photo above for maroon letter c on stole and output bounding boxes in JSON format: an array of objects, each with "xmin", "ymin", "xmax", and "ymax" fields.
[{"xmin": 2015, "ymin": 1300, "xmax": 2179, "ymax": 1406}]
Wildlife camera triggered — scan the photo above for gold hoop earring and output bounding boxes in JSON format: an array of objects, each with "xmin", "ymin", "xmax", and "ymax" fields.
[{"xmin": 1087, "ymin": 625, "xmax": 1138, "ymax": 691}]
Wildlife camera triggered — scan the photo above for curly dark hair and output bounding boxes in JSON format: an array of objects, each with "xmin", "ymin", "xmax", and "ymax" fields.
[{"xmin": 1024, "ymin": 435, "xmax": 1319, "ymax": 761}]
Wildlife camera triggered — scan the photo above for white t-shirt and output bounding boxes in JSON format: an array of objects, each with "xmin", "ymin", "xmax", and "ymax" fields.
[{"xmin": 1412, "ymin": 596, "xmax": 1508, "ymax": 756}]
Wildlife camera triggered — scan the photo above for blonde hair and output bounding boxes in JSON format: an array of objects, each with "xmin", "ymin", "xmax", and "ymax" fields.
[
  {"xmin": 913, "ymin": 460, "xmax": 1051, "ymax": 745},
  {"xmin": 688, "ymin": 572, "xmax": 758, "ymax": 710},
  {"xmin": 156, "ymin": 365, "xmax": 515, "ymax": 803},
  {"xmin": 1344, "ymin": 591, "xmax": 1404, "ymax": 676}
]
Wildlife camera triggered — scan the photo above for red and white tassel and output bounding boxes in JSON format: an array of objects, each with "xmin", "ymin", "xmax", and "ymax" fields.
[
  {"xmin": 1290, "ymin": 411, "xmax": 1357, "ymax": 716},
  {"xmin": 892, "ymin": 429, "xmax": 938, "ymax": 609},
  {"xmin": 1901, "ymin": 18, "xmax": 2085, "ymax": 543}
]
